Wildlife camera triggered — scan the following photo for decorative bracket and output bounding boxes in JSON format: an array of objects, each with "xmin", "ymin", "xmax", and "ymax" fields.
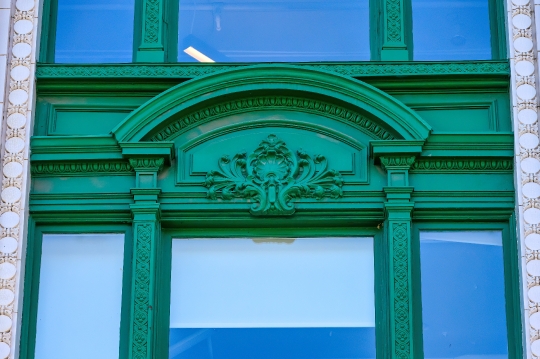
[{"xmin": 204, "ymin": 134, "xmax": 344, "ymax": 216}]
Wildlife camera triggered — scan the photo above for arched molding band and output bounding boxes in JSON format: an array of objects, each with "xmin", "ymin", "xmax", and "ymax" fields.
[{"xmin": 112, "ymin": 65, "xmax": 431, "ymax": 143}]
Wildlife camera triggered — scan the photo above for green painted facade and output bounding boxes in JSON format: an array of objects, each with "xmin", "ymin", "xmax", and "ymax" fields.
[{"xmin": 22, "ymin": 0, "xmax": 521, "ymax": 358}]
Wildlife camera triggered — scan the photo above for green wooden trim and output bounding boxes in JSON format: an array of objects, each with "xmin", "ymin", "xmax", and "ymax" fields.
[
  {"xmin": 19, "ymin": 217, "xmax": 36, "ymax": 359},
  {"xmin": 111, "ymin": 65, "xmax": 431, "ymax": 142},
  {"xmin": 30, "ymin": 161, "xmax": 134, "ymax": 177},
  {"xmin": 35, "ymin": 61, "xmax": 511, "ymax": 78},
  {"xmin": 136, "ymin": 0, "xmax": 166, "ymax": 62},
  {"xmin": 380, "ymin": 0, "xmax": 412, "ymax": 61},
  {"xmin": 410, "ymin": 157, "xmax": 514, "ymax": 172},
  {"xmin": 164, "ymin": 0, "xmax": 179, "ymax": 62},
  {"xmin": 489, "ymin": 0, "xmax": 508, "ymax": 60},
  {"xmin": 150, "ymin": 95, "xmax": 396, "ymax": 142},
  {"xmin": 411, "ymin": 221, "xmax": 524, "ymax": 359},
  {"xmin": 38, "ymin": 0, "xmax": 58, "ymax": 63},
  {"xmin": 19, "ymin": 222, "xmax": 134, "ymax": 359}
]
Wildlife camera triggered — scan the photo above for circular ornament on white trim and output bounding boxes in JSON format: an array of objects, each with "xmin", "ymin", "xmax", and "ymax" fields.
[
  {"xmin": 0, "ymin": 342, "xmax": 9, "ymax": 359},
  {"xmin": 521, "ymin": 158, "xmax": 540, "ymax": 174},
  {"xmin": 512, "ymin": 0, "xmax": 529, "ymax": 5},
  {"xmin": 532, "ymin": 339, "xmax": 540, "ymax": 356},
  {"xmin": 0, "ymin": 238, "xmax": 17, "ymax": 254},
  {"xmin": 0, "ymin": 316, "xmax": 12, "ymax": 333},
  {"xmin": 513, "ymin": 14, "xmax": 532, "ymax": 30},
  {"xmin": 528, "ymin": 259, "xmax": 540, "ymax": 276},
  {"xmin": 514, "ymin": 37, "xmax": 534, "ymax": 52},
  {"xmin": 3, "ymin": 162, "xmax": 23, "ymax": 178},
  {"xmin": 8, "ymin": 89, "xmax": 28, "ymax": 106},
  {"xmin": 14, "ymin": 19, "xmax": 33, "ymax": 34},
  {"xmin": 7, "ymin": 113, "xmax": 26, "ymax": 129},
  {"xmin": 12, "ymin": 42, "xmax": 31, "ymax": 58},
  {"xmin": 0, "ymin": 289, "xmax": 14, "ymax": 306},
  {"xmin": 525, "ymin": 208, "xmax": 540, "ymax": 224},
  {"xmin": 523, "ymin": 182, "xmax": 540, "ymax": 198},
  {"xmin": 5, "ymin": 138, "xmax": 24, "ymax": 154},
  {"xmin": 1, "ymin": 187, "xmax": 21, "ymax": 203},
  {"xmin": 516, "ymin": 61, "xmax": 535, "ymax": 76},
  {"xmin": 517, "ymin": 84, "xmax": 536, "ymax": 100},
  {"xmin": 0, "ymin": 263, "xmax": 16, "ymax": 280},
  {"xmin": 518, "ymin": 109, "xmax": 537, "ymax": 124},
  {"xmin": 529, "ymin": 285, "xmax": 540, "ymax": 301},
  {"xmin": 0, "ymin": 212, "xmax": 19, "ymax": 229},
  {"xmin": 520, "ymin": 133, "xmax": 540, "ymax": 149},
  {"xmin": 16, "ymin": 0, "xmax": 34, "ymax": 11},
  {"xmin": 11, "ymin": 66, "xmax": 29, "ymax": 81},
  {"xmin": 524, "ymin": 233, "xmax": 540, "ymax": 250}
]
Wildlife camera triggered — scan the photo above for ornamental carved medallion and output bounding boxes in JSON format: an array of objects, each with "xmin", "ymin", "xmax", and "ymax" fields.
[{"xmin": 204, "ymin": 134, "xmax": 344, "ymax": 216}]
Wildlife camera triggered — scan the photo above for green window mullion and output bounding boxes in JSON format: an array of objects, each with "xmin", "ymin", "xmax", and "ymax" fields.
[
  {"xmin": 489, "ymin": 0, "xmax": 508, "ymax": 60},
  {"xmin": 135, "ymin": 0, "xmax": 167, "ymax": 62},
  {"xmin": 38, "ymin": 0, "xmax": 59, "ymax": 63},
  {"xmin": 379, "ymin": 0, "xmax": 413, "ymax": 61}
]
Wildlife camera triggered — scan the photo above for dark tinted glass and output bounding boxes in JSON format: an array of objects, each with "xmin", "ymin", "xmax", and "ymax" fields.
[
  {"xmin": 55, "ymin": 0, "xmax": 135, "ymax": 63},
  {"xmin": 178, "ymin": 0, "xmax": 370, "ymax": 62},
  {"xmin": 412, "ymin": 0, "xmax": 491, "ymax": 60},
  {"xmin": 420, "ymin": 232, "xmax": 508, "ymax": 359}
]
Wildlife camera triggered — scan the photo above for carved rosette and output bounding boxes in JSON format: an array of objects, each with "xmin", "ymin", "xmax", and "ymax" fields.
[
  {"xmin": 0, "ymin": 0, "xmax": 39, "ymax": 357},
  {"xmin": 205, "ymin": 134, "xmax": 344, "ymax": 216},
  {"xmin": 508, "ymin": 0, "xmax": 540, "ymax": 357}
]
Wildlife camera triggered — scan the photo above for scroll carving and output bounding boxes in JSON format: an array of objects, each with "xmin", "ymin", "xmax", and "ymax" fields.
[{"xmin": 204, "ymin": 134, "xmax": 344, "ymax": 216}]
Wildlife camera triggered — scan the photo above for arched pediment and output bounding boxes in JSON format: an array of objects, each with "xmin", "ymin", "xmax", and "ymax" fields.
[{"xmin": 112, "ymin": 65, "xmax": 431, "ymax": 143}]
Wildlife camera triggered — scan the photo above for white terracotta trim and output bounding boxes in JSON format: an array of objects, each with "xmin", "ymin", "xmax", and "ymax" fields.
[
  {"xmin": 509, "ymin": 0, "xmax": 540, "ymax": 358},
  {"xmin": 0, "ymin": 0, "xmax": 39, "ymax": 357}
]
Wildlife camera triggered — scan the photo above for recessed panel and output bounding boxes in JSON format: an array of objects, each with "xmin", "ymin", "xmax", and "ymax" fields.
[{"xmin": 178, "ymin": 127, "xmax": 367, "ymax": 185}]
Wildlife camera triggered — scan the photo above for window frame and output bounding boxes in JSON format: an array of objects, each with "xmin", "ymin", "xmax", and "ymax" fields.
[
  {"xmin": 20, "ymin": 223, "xmax": 134, "ymax": 359},
  {"xmin": 411, "ymin": 220, "xmax": 523, "ymax": 359},
  {"xmin": 159, "ymin": 227, "xmax": 388, "ymax": 359}
]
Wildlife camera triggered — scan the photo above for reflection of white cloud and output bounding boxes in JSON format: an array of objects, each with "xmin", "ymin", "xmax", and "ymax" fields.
[
  {"xmin": 421, "ymin": 231, "xmax": 502, "ymax": 246},
  {"xmin": 170, "ymin": 237, "xmax": 375, "ymax": 328}
]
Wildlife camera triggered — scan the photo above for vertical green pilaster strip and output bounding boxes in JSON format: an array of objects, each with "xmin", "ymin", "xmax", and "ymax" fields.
[
  {"xmin": 128, "ymin": 157, "xmax": 165, "ymax": 359},
  {"xmin": 381, "ymin": 0, "xmax": 412, "ymax": 61},
  {"xmin": 130, "ymin": 217, "xmax": 159, "ymax": 359},
  {"xmin": 381, "ymin": 155, "xmax": 416, "ymax": 359},
  {"xmin": 136, "ymin": 0, "xmax": 166, "ymax": 62}
]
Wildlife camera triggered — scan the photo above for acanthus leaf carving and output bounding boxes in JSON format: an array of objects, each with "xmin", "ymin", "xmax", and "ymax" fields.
[{"xmin": 204, "ymin": 134, "xmax": 344, "ymax": 216}]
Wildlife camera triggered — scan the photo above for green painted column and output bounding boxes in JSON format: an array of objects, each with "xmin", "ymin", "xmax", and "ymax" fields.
[
  {"xmin": 128, "ymin": 158, "xmax": 164, "ymax": 359},
  {"xmin": 381, "ymin": 0, "xmax": 412, "ymax": 61},
  {"xmin": 121, "ymin": 143, "xmax": 175, "ymax": 359},
  {"xmin": 136, "ymin": 0, "xmax": 166, "ymax": 62},
  {"xmin": 380, "ymin": 154, "xmax": 417, "ymax": 359}
]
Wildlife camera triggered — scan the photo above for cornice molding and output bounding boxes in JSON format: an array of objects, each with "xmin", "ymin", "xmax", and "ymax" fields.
[
  {"xmin": 410, "ymin": 158, "xmax": 513, "ymax": 172},
  {"xmin": 35, "ymin": 61, "xmax": 510, "ymax": 79},
  {"xmin": 31, "ymin": 161, "xmax": 134, "ymax": 176},
  {"xmin": 150, "ymin": 95, "xmax": 395, "ymax": 142}
]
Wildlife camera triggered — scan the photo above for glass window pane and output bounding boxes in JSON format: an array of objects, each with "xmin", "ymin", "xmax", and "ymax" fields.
[
  {"xmin": 412, "ymin": 0, "xmax": 491, "ymax": 60},
  {"xmin": 35, "ymin": 234, "xmax": 125, "ymax": 359},
  {"xmin": 170, "ymin": 237, "xmax": 375, "ymax": 358},
  {"xmin": 178, "ymin": 0, "xmax": 370, "ymax": 62},
  {"xmin": 55, "ymin": 0, "xmax": 135, "ymax": 63},
  {"xmin": 420, "ymin": 231, "xmax": 508, "ymax": 359}
]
